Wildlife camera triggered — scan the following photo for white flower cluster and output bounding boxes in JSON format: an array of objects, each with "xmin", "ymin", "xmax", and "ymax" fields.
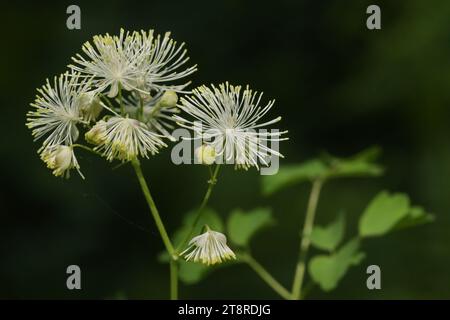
[
  {"xmin": 27, "ymin": 29, "xmax": 288, "ymax": 266},
  {"xmin": 27, "ymin": 29, "xmax": 196, "ymax": 178}
]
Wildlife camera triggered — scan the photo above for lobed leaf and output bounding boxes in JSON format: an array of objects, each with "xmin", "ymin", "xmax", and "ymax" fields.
[
  {"xmin": 262, "ymin": 146, "xmax": 383, "ymax": 195},
  {"xmin": 308, "ymin": 238, "xmax": 365, "ymax": 291},
  {"xmin": 358, "ymin": 191, "xmax": 410, "ymax": 237},
  {"xmin": 227, "ymin": 208, "xmax": 274, "ymax": 247},
  {"xmin": 310, "ymin": 213, "xmax": 345, "ymax": 252}
]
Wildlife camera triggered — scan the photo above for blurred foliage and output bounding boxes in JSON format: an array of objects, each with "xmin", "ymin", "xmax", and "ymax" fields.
[
  {"xmin": 261, "ymin": 147, "xmax": 383, "ymax": 195},
  {"xmin": 182, "ymin": 147, "xmax": 432, "ymax": 297},
  {"xmin": 359, "ymin": 191, "xmax": 434, "ymax": 237},
  {"xmin": 311, "ymin": 212, "xmax": 345, "ymax": 252},
  {"xmin": 227, "ymin": 208, "xmax": 274, "ymax": 248},
  {"xmin": 309, "ymin": 238, "xmax": 366, "ymax": 292}
]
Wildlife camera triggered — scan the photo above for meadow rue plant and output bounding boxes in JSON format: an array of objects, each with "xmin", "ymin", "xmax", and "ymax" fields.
[{"xmin": 27, "ymin": 28, "xmax": 432, "ymax": 300}]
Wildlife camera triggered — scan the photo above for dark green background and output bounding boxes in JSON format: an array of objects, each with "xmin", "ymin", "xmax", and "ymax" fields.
[{"xmin": 1, "ymin": 0, "xmax": 449, "ymax": 299}]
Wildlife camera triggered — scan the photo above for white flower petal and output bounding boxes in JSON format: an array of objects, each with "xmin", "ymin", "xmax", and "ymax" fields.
[{"xmin": 181, "ymin": 229, "xmax": 236, "ymax": 266}]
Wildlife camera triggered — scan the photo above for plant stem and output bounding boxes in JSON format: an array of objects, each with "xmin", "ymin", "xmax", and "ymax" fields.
[
  {"xmin": 170, "ymin": 260, "xmax": 178, "ymax": 300},
  {"xmin": 176, "ymin": 164, "xmax": 221, "ymax": 252},
  {"xmin": 241, "ymin": 253, "xmax": 292, "ymax": 300},
  {"xmin": 72, "ymin": 144, "xmax": 103, "ymax": 156},
  {"xmin": 131, "ymin": 158, "xmax": 178, "ymax": 299},
  {"xmin": 291, "ymin": 179, "xmax": 323, "ymax": 299},
  {"xmin": 118, "ymin": 83, "xmax": 124, "ymax": 114},
  {"xmin": 132, "ymin": 159, "xmax": 175, "ymax": 255},
  {"xmin": 139, "ymin": 95, "xmax": 144, "ymax": 121},
  {"xmin": 99, "ymin": 93, "xmax": 115, "ymax": 111}
]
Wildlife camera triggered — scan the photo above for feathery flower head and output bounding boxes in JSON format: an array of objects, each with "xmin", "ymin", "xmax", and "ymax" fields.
[
  {"xmin": 70, "ymin": 29, "xmax": 145, "ymax": 97},
  {"xmin": 136, "ymin": 31, "xmax": 197, "ymax": 93},
  {"xmin": 175, "ymin": 82, "xmax": 288, "ymax": 169},
  {"xmin": 40, "ymin": 145, "xmax": 83, "ymax": 179},
  {"xmin": 27, "ymin": 72, "xmax": 89, "ymax": 152},
  {"xmin": 181, "ymin": 228, "xmax": 236, "ymax": 266},
  {"xmin": 70, "ymin": 29, "xmax": 197, "ymax": 98},
  {"xmin": 95, "ymin": 116, "xmax": 167, "ymax": 161}
]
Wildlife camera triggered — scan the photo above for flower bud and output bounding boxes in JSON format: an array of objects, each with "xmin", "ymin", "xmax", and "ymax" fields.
[
  {"xmin": 195, "ymin": 145, "xmax": 216, "ymax": 165},
  {"xmin": 159, "ymin": 90, "xmax": 178, "ymax": 108},
  {"xmin": 85, "ymin": 120, "xmax": 107, "ymax": 145},
  {"xmin": 41, "ymin": 145, "xmax": 80, "ymax": 178},
  {"xmin": 78, "ymin": 92, "xmax": 103, "ymax": 122}
]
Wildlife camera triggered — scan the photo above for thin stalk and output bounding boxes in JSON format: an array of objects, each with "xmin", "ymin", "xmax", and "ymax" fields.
[
  {"xmin": 99, "ymin": 93, "xmax": 115, "ymax": 111},
  {"xmin": 170, "ymin": 260, "xmax": 178, "ymax": 300},
  {"xmin": 131, "ymin": 159, "xmax": 175, "ymax": 255},
  {"xmin": 150, "ymin": 101, "xmax": 163, "ymax": 117},
  {"xmin": 176, "ymin": 164, "xmax": 221, "ymax": 252},
  {"xmin": 241, "ymin": 253, "xmax": 292, "ymax": 300},
  {"xmin": 139, "ymin": 95, "xmax": 144, "ymax": 121},
  {"xmin": 118, "ymin": 83, "xmax": 124, "ymax": 114},
  {"xmin": 72, "ymin": 144, "xmax": 103, "ymax": 157},
  {"xmin": 291, "ymin": 179, "xmax": 324, "ymax": 299},
  {"xmin": 131, "ymin": 158, "xmax": 178, "ymax": 299}
]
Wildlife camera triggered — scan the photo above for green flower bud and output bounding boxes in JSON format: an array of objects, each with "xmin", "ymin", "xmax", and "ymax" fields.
[
  {"xmin": 78, "ymin": 92, "xmax": 103, "ymax": 122},
  {"xmin": 159, "ymin": 90, "xmax": 178, "ymax": 108},
  {"xmin": 85, "ymin": 120, "xmax": 107, "ymax": 145},
  {"xmin": 195, "ymin": 145, "xmax": 216, "ymax": 165},
  {"xmin": 41, "ymin": 145, "xmax": 79, "ymax": 178}
]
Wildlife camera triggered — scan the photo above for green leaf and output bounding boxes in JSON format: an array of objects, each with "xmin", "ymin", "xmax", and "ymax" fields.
[
  {"xmin": 261, "ymin": 160, "xmax": 328, "ymax": 195},
  {"xmin": 227, "ymin": 208, "xmax": 274, "ymax": 246},
  {"xmin": 308, "ymin": 238, "xmax": 365, "ymax": 291},
  {"xmin": 178, "ymin": 260, "xmax": 210, "ymax": 285},
  {"xmin": 394, "ymin": 206, "xmax": 435, "ymax": 231},
  {"xmin": 261, "ymin": 147, "xmax": 383, "ymax": 195},
  {"xmin": 310, "ymin": 213, "xmax": 345, "ymax": 252},
  {"xmin": 327, "ymin": 159, "xmax": 383, "ymax": 179},
  {"xmin": 178, "ymin": 258, "xmax": 240, "ymax": 285},
  {"xmin": 358, "ymin": 191, "xmax": 410, "ymax": 237},
  {"xmin": 344, "ymin": 145, "xmax": 382, "ymax": 163},
  {"xmin": 325, "ymin": 146, "xmax": 384, "ymax": 179}
]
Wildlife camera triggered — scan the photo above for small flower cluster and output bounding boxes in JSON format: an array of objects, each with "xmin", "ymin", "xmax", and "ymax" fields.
[
  {"xmin": 27, "ymin": 28, "xmax": 288, "ymax": 266},
  {"xmin": 27, "ymin": 29, "xmax": 196, "ymax": 178}
]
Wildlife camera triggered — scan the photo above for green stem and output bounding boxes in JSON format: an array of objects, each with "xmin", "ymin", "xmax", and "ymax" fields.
[
  {"xmin": 118, "ymin": 83, "xmax": 124, "ymax": 114},
  {"xmin": 150, "ymin": 101, "xmax": 163, "ymax": 117},
  {"xmin": 99, "ymin": 93, "xmax": 115, "ymax": 111},
  {"xmin": 291, "ymin": 179, "xmax": 324, "ymax": 299},
  {"xmin": 72, "ymin": 144, "xmax": 103, "ymax": 157},
  {"xmin": 139, "ymin": 95, "xmax": 144, "ymax": 121},
  {"xmin": 176, "ymin": 164, "xmax": 221, "ymax": 252},
  {"xmin": 170, "ymin": 260, "xmax": 178, "ymax": 300},
  {"xmin": 131, "ymin": 159, "xmax": 175, "ymax": 255},
  {"xmin": 131, "ymin": 158, "xmax": 178, "ymax": 299},
  {"xmin": 241, "ymin": 253, "xmax": 292, "ymax": 300}
]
